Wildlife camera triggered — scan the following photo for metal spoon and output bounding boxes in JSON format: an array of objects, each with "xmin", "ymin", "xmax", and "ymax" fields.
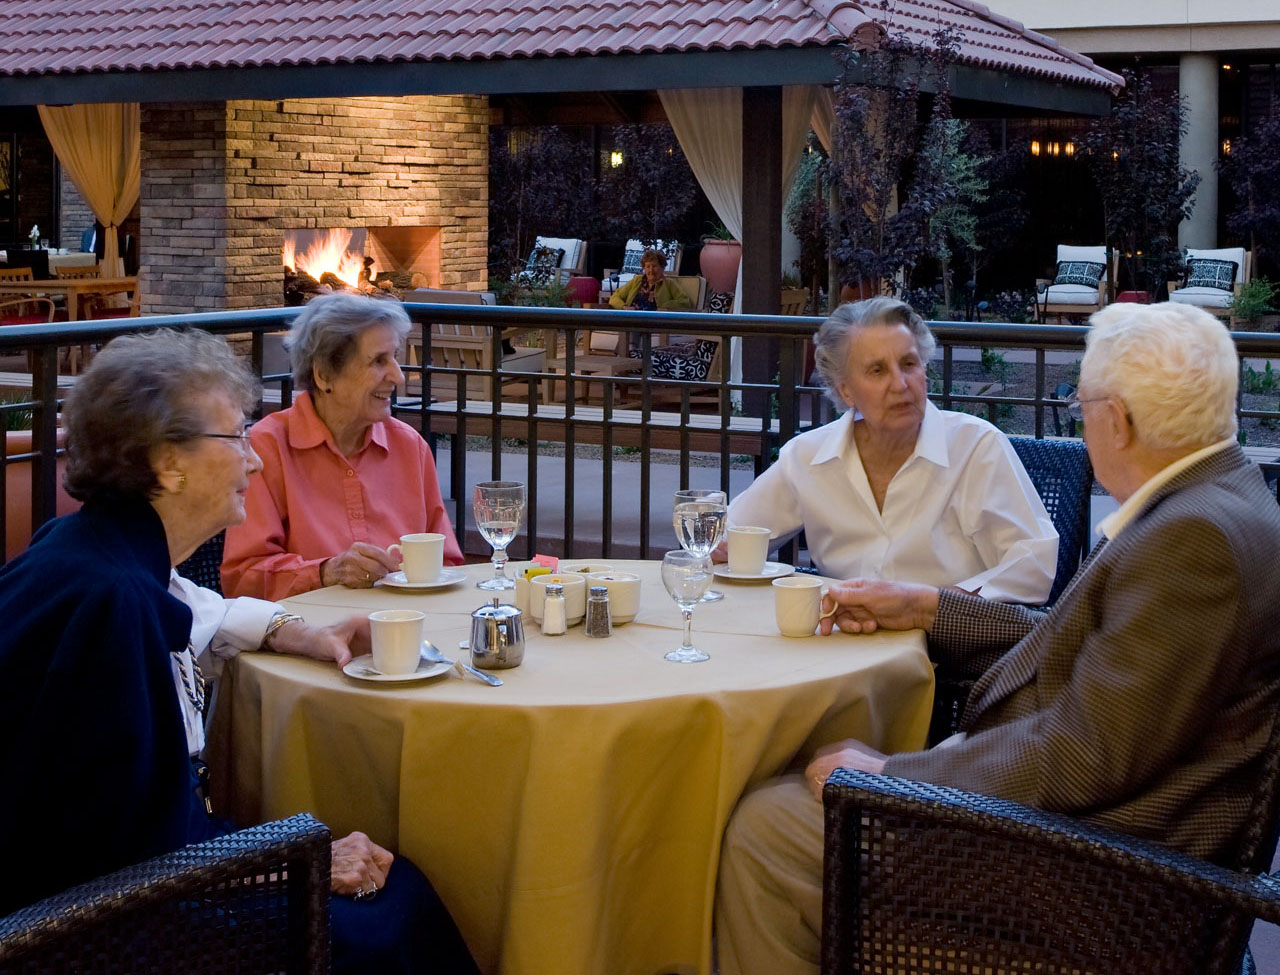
[{"xmin": 421, "ymin": 640, "xmax": 503, "ymax": 686}]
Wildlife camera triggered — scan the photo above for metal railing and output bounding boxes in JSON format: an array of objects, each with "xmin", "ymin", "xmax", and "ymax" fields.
[{"xmin": 4, "ymin": 306, "xmax": 1280, "ymax": 566}]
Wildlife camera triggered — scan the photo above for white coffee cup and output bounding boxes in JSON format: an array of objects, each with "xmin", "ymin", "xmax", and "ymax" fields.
[
  {"xmin": 772, "ymin": 576, "xmax": 823, "ymax": 638},
  {"xmin": 388, "ymin": 532, "xmax": 444, "ymax": 583},
  {"xmin": 727, "ymin": 526, "xmax": 772, "ymax": 575},
  {"xmin": 369, "ymin": 609, "xmax": 425, "ymax": 674},
  {"xmin": 586, "ymin": 571, "xmax": 641, "ymax": 624},
  {"xmin": 529, "ymin": 573, "xmax": 587, "ymax": 626}
]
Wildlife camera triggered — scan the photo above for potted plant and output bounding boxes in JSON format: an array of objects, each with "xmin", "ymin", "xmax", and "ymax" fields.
[
  {"xmin": 1229, "ymin": 277, "xmax": 1278, "ymax": 331},
  {"xmin": 699, "ymin": 221, "xmax": 741, "ymax": 295}
]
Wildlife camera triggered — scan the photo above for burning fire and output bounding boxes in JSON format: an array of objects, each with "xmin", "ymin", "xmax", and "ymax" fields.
[{"xmin": 282, "ymin": 229, "xmax": 367, "ymax": 289}]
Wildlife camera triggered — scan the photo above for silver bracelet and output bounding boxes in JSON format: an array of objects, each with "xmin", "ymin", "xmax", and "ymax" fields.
[{"xmin": 261, "ymin": 612, "xmax": 304, "ymax": 649}]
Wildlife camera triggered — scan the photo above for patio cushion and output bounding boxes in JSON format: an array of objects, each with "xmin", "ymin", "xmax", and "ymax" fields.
[
  {"xmin": 524, "ymin": 245, "xmax": 565, "ymax": 286},
  {"xmin": 628, "ymin": 339, "xmax": 718, "ymax": 382},
  {"xmin": 1169, "ymin": 287, "xmax": 1235, "ymax": 309},
  {"xmin": 618, "ymin": 239, "xmax": 682, "ymax": 283},
  {"xmin": 535, "ymin": 236, "xmax": 583, "ymax": 272},
  {"xmin": 1185, "ymin": 247, "xmax": 1247, "ymax": 285},
  {"xmin": 707, "ymin": 290, "xmax": 733, "ymax": 314},
  {"xmin": 1043, "ymin": 284, "xmax": 1102, "ymax": 305},
  {"xmin": 1054, "ymin": 261, "xmax": 1105, "ymax": 289},
  {"xmin": 1185, "ymin": 258, "xmax": 1237, "ymax": 292}
]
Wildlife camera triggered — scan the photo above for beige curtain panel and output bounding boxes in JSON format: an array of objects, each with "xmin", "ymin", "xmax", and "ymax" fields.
[{"xmin": 37, "ymin": 103, "xmax": 140, "ymax": 278}]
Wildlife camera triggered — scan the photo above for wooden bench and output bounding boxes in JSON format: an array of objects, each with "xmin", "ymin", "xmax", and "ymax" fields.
[{"xmin": 393, "ymin": 399, "xmax": 809, "ymax": 457}]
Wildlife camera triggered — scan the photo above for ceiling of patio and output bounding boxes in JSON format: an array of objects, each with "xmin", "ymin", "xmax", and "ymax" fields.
[{"xmin": 0, "ymin": 0, "xmax": 1121, "ymax": 113}]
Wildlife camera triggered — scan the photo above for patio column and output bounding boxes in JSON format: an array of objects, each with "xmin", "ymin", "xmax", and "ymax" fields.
[
  {"xmin": 741, "ymin": 86, "xmax": 782, "ymax": 415},
  {"xmin": 1178, "ymin": 53, "xmax": 1219, "ymax": 250}
]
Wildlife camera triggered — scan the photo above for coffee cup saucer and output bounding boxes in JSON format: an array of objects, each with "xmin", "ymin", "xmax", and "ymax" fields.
[
  {"xmin": 711, "ymin": 561, "xmax": 794, "ymax": 582},
  {"xmin": 375, "ymin": 568, "xmax": 468, "ymax": 590},
  {"xmin": 342, "ymin": 654, "xmax": 451, "ymax": 683}
]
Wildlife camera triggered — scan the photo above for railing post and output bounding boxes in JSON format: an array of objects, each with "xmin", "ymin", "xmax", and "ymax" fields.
[{"xmin": 31, "ymin": 345, "xmax": 60, "ymax": 537}]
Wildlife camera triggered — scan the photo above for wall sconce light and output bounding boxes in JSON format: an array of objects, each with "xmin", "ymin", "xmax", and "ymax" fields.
[
  {"xmin": 610, "ymin": 151, "xmax": 624, "ymax": 168},
  {"xmin": 1030, "ymin": 140, "xmax": 1041, "ymax": 156},
  {"xmin": 1222, "ymin": 63, "xmax": 1233, "ymax": 71},
  {"xmin": 1222, "ymin": 139, "xmax": 1232, "ymax": 155},
  {"xmin": 1049, "ymin": 141, "xmax": 1061, "ymax": 157},
  {"xmin": 1064, "ymin": 141, "xmax": 1075, "ymax": 157},
  {"xmin": 1111, "ymin": 150, "xmax": 1119, "ymax": 161}
]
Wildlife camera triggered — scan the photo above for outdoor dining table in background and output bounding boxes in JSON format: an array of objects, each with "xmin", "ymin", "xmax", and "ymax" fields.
[
  {"xmin": 0, "ymin": 274, "xmax": 137, "ymax": 321},
  {"xmin": 206, "ymin": 559, "xmax": 934, "ymax": 975}
]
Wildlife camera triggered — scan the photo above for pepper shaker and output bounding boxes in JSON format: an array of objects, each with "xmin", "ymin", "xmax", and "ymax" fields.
[
  {"xmin": 584, "ymin": 585, "xmax": 612, "ymax": 638},
  {"xmin": 541, "ymin": 583, "xmax": 567, "ymax": 636}
]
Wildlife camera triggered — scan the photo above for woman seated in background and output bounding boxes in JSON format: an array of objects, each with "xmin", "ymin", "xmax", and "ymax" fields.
[
  {"xmin": 0, "ymin": 329, "xmax": 477, "ymax": 973},
  {"xmin": 222, "ymin": 292, "xmax": 462, "ymax": 600},
  {"xmin": 608, "ymin": 247, "xmax": 693, "ymax": 312},
  {"xmin": 722, "ymin": 297, "xmax": 1058, "ymax": 605}
]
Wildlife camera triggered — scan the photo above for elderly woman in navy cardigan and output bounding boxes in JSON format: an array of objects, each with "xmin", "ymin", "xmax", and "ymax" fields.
[{"xmin": 0, "ymin": 328, "xmax": 478, "ymax": 974}]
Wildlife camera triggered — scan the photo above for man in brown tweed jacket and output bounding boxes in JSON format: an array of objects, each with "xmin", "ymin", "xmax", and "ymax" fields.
[{"xmin": 716, "ymin": 301, "xmax": 1280, "ymax": 975}]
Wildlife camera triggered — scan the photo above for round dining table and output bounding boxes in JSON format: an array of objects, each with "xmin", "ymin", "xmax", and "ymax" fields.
[{"xmin": 206, "ymin": 560, "xmax": 934, "ymax": 975}]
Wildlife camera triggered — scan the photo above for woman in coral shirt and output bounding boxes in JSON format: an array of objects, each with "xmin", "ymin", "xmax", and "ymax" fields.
[{"xmin": 222, "ymin": 292, "xmax": 462, "ymax": 600}]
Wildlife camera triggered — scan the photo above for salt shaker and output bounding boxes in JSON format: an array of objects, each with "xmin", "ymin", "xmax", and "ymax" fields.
[
  {"xmin": 541, "ymin": 583, "xmax": 567, "ymax": 636},
  {"xmin": 584, "ymin": 585, "xmax": 612, "ymax": 638}
]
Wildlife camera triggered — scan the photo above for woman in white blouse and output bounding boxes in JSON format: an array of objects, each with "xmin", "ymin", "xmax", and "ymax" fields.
[{"xmin": 725, "ymin": 297, "xmax": 1058, "ymax": 604}]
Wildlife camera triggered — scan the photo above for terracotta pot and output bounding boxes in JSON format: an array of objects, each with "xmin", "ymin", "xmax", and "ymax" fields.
[
  {"xmin": 698, "ymin": 239, "xmax": 742, "ymax": 295},
  {"xmin": 5, "ymin": 428, "xmax": 79, "ymax": 562},
  {"xmin": 839, "ymin": 279, "xmax": 884, "ymax": 304}
]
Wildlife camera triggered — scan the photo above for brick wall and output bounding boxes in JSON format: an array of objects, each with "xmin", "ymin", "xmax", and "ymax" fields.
[
  {"xmin": 57, "ymin": 170, "xmax": 95, "ymax": 251},
  {"xmin": 140, "ymin": 96, "xmax": 489, "ymax": 315}
]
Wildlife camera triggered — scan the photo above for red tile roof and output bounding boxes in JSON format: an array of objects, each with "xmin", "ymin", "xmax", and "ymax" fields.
[{"xmin": 0, "ymin": 0, "xmax": 1122, "ymax": 91}]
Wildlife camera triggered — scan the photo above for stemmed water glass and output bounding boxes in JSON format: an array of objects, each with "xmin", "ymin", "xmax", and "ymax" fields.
[
  {"xmin": 660, "ymin": 550, "xmax": 712, "ymax": 663},
  {"xmin": 473, "ymin": 480, "xmax": 525, "ymax": 590},
  {"xmin": 673, "ymin": 488, "xmax": 727, "ymax": 603}
]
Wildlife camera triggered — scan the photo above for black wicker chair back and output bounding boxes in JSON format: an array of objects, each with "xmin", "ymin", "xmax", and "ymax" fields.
[
  {"xmin": 1007, "ymin": 436, "xmax": 1093, "ymax": 606},
  {"xmin": 822, "ymin": 766, "xmax": 1280, "ymax": 975},
  {"xmin": 0, "ymin": 814, "xmax": 330, "ymax": 975},
  {"xmin": 176, "ymin": 530, "xmax": 226, "ymax": 595}
]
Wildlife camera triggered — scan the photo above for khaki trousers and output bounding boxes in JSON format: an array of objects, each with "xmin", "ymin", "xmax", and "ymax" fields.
[{"xmin": 715, "ymin": 774, "xmax": 824, "ymax": 975}]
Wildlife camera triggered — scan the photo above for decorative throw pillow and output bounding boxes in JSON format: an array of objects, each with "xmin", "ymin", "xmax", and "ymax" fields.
[
  {"xmin": 620, "ymin": 244, "xmax": 647, "ymax": 275},
  {"xmin": 706, "ymin": 290, "xmax": 734, "ymax": 314},
  {"xmin": 1184, "ymin": 258, "xmax": 1238, "ymax": 291},
  {"xmin": 1053, "ymin": 261, "xmax": 1106, "ymax": 289},
  {"xmin": 524, "ymin": 245, "xmax": 565, "ymax": 286}
]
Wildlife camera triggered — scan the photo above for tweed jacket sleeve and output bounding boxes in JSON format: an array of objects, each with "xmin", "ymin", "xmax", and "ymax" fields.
[{"xmin": 926, "ymin": 587, "xmax": 1046, "ymax": 679}]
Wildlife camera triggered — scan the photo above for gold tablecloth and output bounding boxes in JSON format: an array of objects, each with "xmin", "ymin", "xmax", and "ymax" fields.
[{"xmin": 208, "ymin": 560, "xmax": 933, "ymax": 975}]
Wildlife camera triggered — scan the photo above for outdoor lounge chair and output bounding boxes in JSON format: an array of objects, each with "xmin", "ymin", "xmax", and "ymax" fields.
[
  {"xmin": 1038, "ymin": 244, "xmax": 1114, "ymax": 323},
  {"xmin": 516, "ymin": 236, "xmax": 587, "ymax": 286},
  {"xmin": 604, "ymin": 238, "xmax": 684, "ymax": 290},
  {"xmin": 1169, "ymin": 247, "xmax": 1251, "ymax": 319},
  {"xmin": 0, "ymin": 814, "xmax": 331, "ymax": 974}
]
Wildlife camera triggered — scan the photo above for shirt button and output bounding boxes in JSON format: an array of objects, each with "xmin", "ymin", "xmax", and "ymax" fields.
[{"xmin": 346, "ymin": 469, "xmax": 354, "ymax": 476}]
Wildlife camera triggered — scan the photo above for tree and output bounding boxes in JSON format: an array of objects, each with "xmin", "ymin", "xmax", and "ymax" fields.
[
  {"xmin": 596, "ymin": 123, "xmax": 698, "ymax": 244},
  {"xmin": 784, "ymin": 142, "xmax": 829, "ymax": 312},
  {"xmin": 1079, "ymin": 68, "xmax": 1199, "ymax": 297},
  {"xmin": 911, "ymin": 117, "xmax": 988, "ymax": 312},
  {"xmin": 826, "ymin": 28, "xmax": 958, "ymax": 295},
  {"xmin": 1217, "ymin": 113, "xmax": 1280, "ymax": 277}
]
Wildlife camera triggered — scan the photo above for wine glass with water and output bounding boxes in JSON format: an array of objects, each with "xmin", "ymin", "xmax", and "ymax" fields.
[
  {"xmin": 673, "ymin": 488, "xmax": 727, "ymax": 603},
  {"xmin": 660, "ymin": 550, "xmax": 713, "ymax": 663},
  {"xmin": 474, "ymin": 480, "xmax": 525, "ymax": 590}
]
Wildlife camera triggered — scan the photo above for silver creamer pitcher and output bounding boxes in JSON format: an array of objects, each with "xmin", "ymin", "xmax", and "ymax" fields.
[{"xmin": 470, "ymin": 597, "xmax": 525, "ymax": 669}]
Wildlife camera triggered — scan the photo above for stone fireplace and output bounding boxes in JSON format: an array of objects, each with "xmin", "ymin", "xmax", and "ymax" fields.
[
  {"xmin": 139, "ymin": 95, "xmax": 488, "ymax": 315},
  {"xmin": 282, "ymin": 225, "xmax": 442, "ymax": 303}
]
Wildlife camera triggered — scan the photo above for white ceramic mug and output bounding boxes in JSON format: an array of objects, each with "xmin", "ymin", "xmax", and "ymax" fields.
[
  {"xmin": 772, "ymin": 576, "xmax": 823, "ymax": 638},
  {"xmin": 529, "ymin": 573, "xmax": 587, "ymax": 626},
  {"xmin": 388, "ymin": 532, "xmax": 444, "ymax": 583},
  {"xmin": 586, "ymin": 571, "xmax": 641, "ymax": 624},
  {"xmin": 727, "ymin": 526, "xmax": 771, "ymax": 575},
  {"xmin": 369, "ymin": 609, "xmax": 425, "ymax": 674}
]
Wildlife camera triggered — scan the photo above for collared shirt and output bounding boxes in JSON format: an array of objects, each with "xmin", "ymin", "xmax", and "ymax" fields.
[
  {"xmin": 168, "ymin": 571, "xmax": 280, "ymax": 756},
  {"xmin": 222, "ymin": 392, "xmax": 463, "ymax": 600},
  {"xmin": 1097, "ymin": 438, "xmax": 1237, "ymax": 541},
  {"xmin": 727, "ymin": 402, "xmax": 1058, "ymax": 603}
]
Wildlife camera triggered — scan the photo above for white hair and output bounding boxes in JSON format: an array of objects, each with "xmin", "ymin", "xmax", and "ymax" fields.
[{"xmin": 1082, "ymin": 301, "xmax": 1237, "ymax": 450}]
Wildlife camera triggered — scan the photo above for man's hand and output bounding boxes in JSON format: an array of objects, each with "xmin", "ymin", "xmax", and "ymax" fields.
[
  {"xmin": 804, "ymin": 739, "xmax": 887, "ymax": 800},
  {"xmin": 330, "ymin": 831, "xmax": 394, "ymax": 898},
  {"xmin": 819, "ymin": 580, "xmax": 940, "ymax": 635},
  {"xmin": 320, "ymin": 542, "xmax": 400, "ymax": 589},
  {"xmin": 269, "ymin": 615, "xmax": 371, "ymax": 668}
]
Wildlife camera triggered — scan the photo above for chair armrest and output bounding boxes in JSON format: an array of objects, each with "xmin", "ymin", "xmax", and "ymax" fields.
[
  {"xmin": 822, "ymin": 769, "xmax": 1280, "ymax": 975},
  {"xmin": 1168, "ymin": 279, "xmax": 1180, "ymax": 295},
  {"xmin": 0, "ymin": 814, "xmax": 331, "ymax": 973}
]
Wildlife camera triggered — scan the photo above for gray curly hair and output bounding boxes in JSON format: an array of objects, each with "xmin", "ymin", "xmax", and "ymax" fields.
[{"xmin": 287, "ymin": 292, "xmax": 411, "ymax": 392}]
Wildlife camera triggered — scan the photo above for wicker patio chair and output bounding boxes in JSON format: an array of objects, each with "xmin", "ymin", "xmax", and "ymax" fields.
[
  {"xmin": 176, "ymin": 529, "xmax": 226, "ymax": 594},
  {"xmin": 822, "ymin": 734, "xmax": 1280, "ymax": 975},
  {"xmin": 928, "ymin": 436, "xmax": 1093, "ymax": 745},
  {"xmin": 0, "ymin": 813, "xmax": 331, "ymax": 975}
]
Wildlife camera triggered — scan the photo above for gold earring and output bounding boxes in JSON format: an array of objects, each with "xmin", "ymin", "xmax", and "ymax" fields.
[{"xmin": 176, "ymin": 473, "xmax": 187, "ymax": 494}]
